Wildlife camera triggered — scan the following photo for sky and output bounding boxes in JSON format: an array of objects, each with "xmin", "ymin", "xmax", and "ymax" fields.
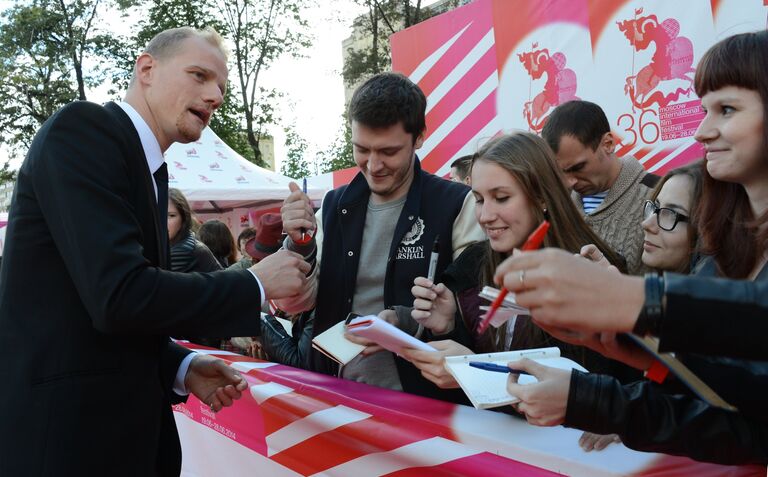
[{"xmin": 0, "ymin": 0, "xmax": 369, "ymax": 172}]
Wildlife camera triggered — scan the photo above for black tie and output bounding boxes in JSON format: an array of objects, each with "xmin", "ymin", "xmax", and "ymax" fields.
[
  {"xmin": 154, "ymin": 163, "xmax": 169, "ymax": 223},
  {"xmin": 153, "ymin": 163, "xmax": 169, "ymax": 264}
]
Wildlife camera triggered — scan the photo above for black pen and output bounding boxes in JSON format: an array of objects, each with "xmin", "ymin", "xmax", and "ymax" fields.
[
  {"xmin": 469, "ymin": 361, "xmax": 531, "ymax": 376},
  {"xmin": 300, "ymin": 178, "xmax": 308, "ymax": 242},
  {"xmin": 427, "ymin": 235, "xmax": 439, "ymax": 283}
]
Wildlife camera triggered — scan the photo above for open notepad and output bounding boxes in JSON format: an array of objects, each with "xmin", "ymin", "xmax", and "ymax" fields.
[
  {"xmin": 444, "ymin": 347, "xmax": 586, "ymax": 410},
  {"xmin": 312, "ymin": 315, "xmax": 435, "ymax": 365},
  {"xmin": 311, "ymin": 321, "xmax": 366, "ymax": 365}
]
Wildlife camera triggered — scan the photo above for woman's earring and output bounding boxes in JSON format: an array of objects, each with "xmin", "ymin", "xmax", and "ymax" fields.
[{"xmin": 542, "ymin": 207, "xmax": 549, "ymax": 219}]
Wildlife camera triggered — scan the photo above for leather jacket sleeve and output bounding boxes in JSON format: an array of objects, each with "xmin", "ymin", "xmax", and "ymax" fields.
[
  {"xmin": 565, "ymin": 370, "xmax": 768, "ymax": 465},
  {"xmin": 660, "ymin": 272, "xmax": 768, "ymax": 360},
  {"xmin": 259, "ymin": 312, "xmax": 313, "ymax": 369}
]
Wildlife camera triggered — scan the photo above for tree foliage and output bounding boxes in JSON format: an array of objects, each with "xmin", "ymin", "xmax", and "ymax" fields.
[
  {"xmin": 0, "ymin": 0, "xmax": 315, "ymax": 173},
  {"xmin": 0, "ymin": 0, "xmax": 128, "ymax": 154},
  {"xmin": 280, "ymin": 125, "xmax": 310, "ymax": 179},
  {"xmin": 318, "ymin": 119, "xmax": 355, "ymax": 173},
  {"xmin": 342, "ymin": 0, "xmax": 430, "ymax": 89},
  {"xmin": 217, "ymin": 0, "xmax": 312, "ymax": 167}
]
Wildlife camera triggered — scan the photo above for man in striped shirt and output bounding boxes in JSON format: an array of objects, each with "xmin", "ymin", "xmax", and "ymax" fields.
[{"xmin": 542, "ymin": 100, "xmax": 659, "ymax": 274}]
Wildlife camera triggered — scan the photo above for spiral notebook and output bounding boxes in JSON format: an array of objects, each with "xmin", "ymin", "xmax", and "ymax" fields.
[{"xmin": 444, "ymin": 347, "xmax": 586, "ymax": 410}]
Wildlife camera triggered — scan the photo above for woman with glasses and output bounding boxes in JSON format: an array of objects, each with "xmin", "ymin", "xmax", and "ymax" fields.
[
  {"xmin": 640, "ymin": 161, "xmax": 703, "ymax": 274},
  {"xmin": 486, "ymin": 31, "xmax": 768, "ymax": 465}
]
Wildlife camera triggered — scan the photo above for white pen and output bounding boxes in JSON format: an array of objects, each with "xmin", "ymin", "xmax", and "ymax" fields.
[{"xmin": 427, "ymin": 235, "xmax": 439, "ymax": 283}]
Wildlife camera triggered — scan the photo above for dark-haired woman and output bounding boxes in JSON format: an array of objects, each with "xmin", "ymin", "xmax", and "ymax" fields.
[
  {"xmin": 167, "ymin": 188, "xmax": 222, "ymax": 348},
  {"xmin": 493, "ymin": 31, "xmax": 768, "ymax": 465},
  {"xmin": 198, "ymin": 219, "xmax": 237, "ymax": 268},
  {"xmin": 168, "ymin": 188, "xmax": 221, "ymax": 274}
]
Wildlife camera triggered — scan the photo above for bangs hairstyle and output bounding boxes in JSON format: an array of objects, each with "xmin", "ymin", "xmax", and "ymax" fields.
[
  {"xmin": 694, "ymin": 31, "xmax": 768, "ymax": 278},
  {"xmin": 468, "ymin": 132, "xmax": 625, "ymax": 354}
]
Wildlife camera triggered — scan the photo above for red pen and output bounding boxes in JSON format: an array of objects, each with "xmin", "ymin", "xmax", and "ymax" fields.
[{"xmin": 477, "ymin": 220, "xmax": 550, "ymax": 334}]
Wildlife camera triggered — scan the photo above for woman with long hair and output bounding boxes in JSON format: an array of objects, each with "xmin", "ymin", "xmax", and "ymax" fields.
[
  {"xmin": 489, "ymin": 31, "xmax": 768, "ymax": 464},
  {"xmin": 401, "ymin": 132, "xmax": 633, "ymax": 386},
  {"xmin": 168, "ymin": 188, "xmax": 221, "ymax": 273}
]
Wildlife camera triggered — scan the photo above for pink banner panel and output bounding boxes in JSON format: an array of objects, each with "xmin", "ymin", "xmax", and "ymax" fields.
[{"xmin": 174, "ymin": 344, "xmax": 764, "ymax": 477}]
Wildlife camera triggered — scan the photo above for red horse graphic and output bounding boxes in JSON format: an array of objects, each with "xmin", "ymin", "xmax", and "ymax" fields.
[
  {"xmin": 518, "ymin": 44, "xmax": 579, "ymax": 132},
  {"xmin": 617, "ymin": 9, "xmax": 695, "ymax": 112}
]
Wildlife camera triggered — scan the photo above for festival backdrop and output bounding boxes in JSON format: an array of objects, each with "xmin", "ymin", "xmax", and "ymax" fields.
[{"xmin": 381, "ymin": 0, "xmax": 768, "ymax": 181}]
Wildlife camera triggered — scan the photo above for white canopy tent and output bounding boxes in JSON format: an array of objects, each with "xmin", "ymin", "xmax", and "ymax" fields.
[{"xmin": 164, "ymin": 127, "xmax": 326, "ymax": 213}]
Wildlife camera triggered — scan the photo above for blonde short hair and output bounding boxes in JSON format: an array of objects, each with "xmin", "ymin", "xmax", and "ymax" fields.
[{"xmin": 130, "ymin": 27, "xmax": 228, "ymax": 83}]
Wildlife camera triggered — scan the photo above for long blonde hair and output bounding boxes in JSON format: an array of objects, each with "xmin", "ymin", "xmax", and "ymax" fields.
[{"xmin": 472, "ymin": 132, "xmax": 624, "ymax": 351}]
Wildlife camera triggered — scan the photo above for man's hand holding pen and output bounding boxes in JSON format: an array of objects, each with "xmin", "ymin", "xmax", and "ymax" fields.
[{"xmin": 282, "ymin": 181, "xmax": 316, "ymax": 245}]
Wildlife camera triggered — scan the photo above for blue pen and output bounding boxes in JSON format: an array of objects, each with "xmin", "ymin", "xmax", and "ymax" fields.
[{"xmin": 469, "ymin": 361, "xmax": 531, "ymax": 376}]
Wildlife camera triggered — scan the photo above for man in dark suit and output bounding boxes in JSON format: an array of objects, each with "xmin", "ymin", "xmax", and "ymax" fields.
[{"xmin": 0, "ymin": 27, "xmax": 309, "ymax": 476}]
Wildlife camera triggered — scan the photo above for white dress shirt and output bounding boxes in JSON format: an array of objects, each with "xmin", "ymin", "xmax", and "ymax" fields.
[{"xmin": 117, "ymin": 102, "xmax": 264, "ymax": 394}]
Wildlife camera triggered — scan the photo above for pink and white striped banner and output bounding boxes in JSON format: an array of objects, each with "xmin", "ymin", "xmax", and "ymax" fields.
[{"xmin": 174, "ymin": 344, "xmax": 764, "ymax": 476}]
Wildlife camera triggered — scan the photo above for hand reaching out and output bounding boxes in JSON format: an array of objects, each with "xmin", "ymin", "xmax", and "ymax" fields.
[
  {"xmin": 505, "ymin": 358, "xmax": 571, "ymax": 427},
  {"xmin": 184, "ymin": 354, "xmax": 248, "ymax": 413}
]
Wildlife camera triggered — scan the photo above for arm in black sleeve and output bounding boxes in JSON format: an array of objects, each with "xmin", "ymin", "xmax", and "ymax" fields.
[
  {"xmin": 161, "ymin": 341, "xmax": 193, "ymax": 404},
  {"xmin": 659, "ymin": 273, "xmax": 768, "ymax": 360},
  {"xmin": 32, "ymin": 103, "xmax": 261, "ymax": 338},
  {"xmin": 260, "ymin": 312, "xmax": 314, "ymax": 369},
  {"xmin": 565, "ymin": 371, "xmax": 768, "ymax": 465}
]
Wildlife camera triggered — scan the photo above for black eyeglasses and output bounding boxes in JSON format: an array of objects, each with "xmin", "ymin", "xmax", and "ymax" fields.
[{"xmin": 643, "ymin": 200, "xmax": 689, "ymax": 232}]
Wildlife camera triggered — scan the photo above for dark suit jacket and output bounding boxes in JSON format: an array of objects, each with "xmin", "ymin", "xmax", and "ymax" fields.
[{"xmin": 0, "ymin": 101, "xmax": 261, "ymax": 476}]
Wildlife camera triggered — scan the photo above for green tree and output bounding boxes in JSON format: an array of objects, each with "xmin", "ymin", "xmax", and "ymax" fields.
[
  {"xmin": 0, "ymin": 161, "xmax": 17, "ymax": 186},
  {"xmin": 281, "ymin": 126, "xmax": 310, "ymax": 179},
  {"xmin": 318, "ymin": 119, "xmax": 355, "ymax": 173},
  {"xmin": 217, "ymin": 0, "xmax": 312, "ymax": 166},
  {"xmin": 342, "ymin": 0, "xmax": 433, "ymax": 89},
  {"xmin": 0, "ymin": 0, "xmax": 128, "ymax": 152}
]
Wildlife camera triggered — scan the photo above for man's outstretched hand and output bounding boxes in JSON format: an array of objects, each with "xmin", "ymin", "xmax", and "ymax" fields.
[{"xmin": 185, "ymin": 354, "xmax": 248, "ymax": 413}]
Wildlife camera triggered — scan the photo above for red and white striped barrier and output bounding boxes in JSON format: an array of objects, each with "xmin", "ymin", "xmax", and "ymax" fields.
[{"xmin": 175, "ymin": 345, "xmax": 764, "ymax": 476}]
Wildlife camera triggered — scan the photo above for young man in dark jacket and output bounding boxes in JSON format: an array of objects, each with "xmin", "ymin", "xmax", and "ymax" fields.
[{"xmin": 277, "ymin": 72, "xmax": 484, "ymax": 400}]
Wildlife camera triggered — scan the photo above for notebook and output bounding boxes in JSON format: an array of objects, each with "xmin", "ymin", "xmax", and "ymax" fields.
[
  {"xmin": 444, "ymin": 347, "xmax": 586, "ymax": 409},
  {"xmin": 311, "ymin": 320, "xmax": 366, "ymax": 365},
  {"xmin": 346, "ymin": 315, "xmax": 436, "ymax": 355}
]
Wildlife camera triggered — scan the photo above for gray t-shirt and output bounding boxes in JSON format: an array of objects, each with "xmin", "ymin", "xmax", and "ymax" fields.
[{"xmin": 341, "ymin": 195, "xmax": 406, "ymax": 390}]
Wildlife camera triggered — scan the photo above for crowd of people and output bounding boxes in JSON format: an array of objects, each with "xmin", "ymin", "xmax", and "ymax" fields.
[{"xmin": 0, "ymin": 22, "xmax": 765, "ymax": 475}]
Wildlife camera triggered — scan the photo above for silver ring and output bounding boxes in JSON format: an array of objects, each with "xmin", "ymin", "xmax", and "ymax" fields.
[
  {"xmin": 519, "ymin": 269, "xmax": 526, "ymax": 287},
  {"xmin": 210, "ymin": 403, "xmax": 216, "ymax": 412}
]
